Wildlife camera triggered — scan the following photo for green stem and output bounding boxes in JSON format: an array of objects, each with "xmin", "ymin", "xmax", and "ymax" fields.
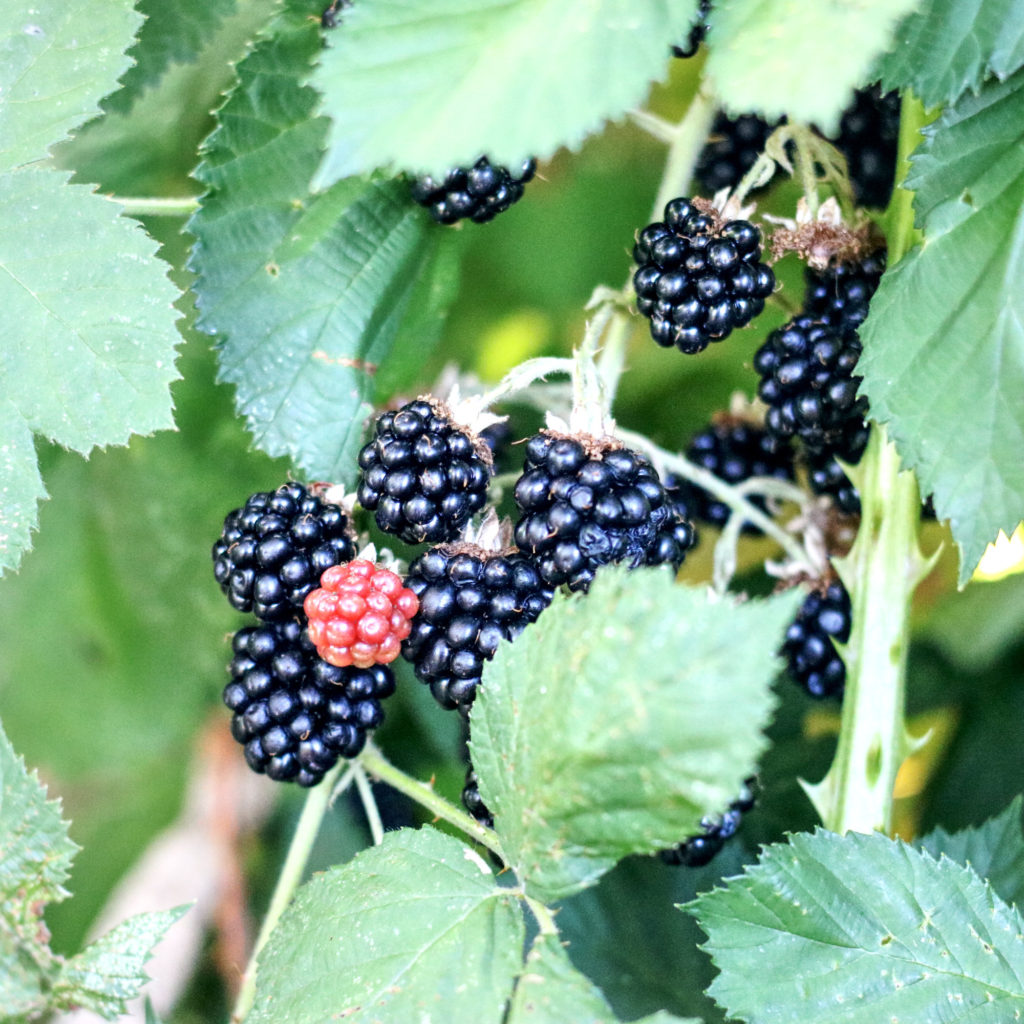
[
  {"xmin": 354, "ymin": 764, "xmax": 385, "ymax": 845},
  {"xmin": 108, "ymin": 195, "xmax": 200, "ymax": 216},
  {"xmin": 523, "ymin": 895, "xmax": 560, "ymax": 937},
  {"xmin": 650, "ymin": 87, "xmax": 718, "ymax": 219}
]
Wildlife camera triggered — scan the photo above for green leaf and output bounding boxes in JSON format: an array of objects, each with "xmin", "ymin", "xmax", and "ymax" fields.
[
  {"xmin": 470, "ymin": 567, "xmax": 798, "ymax": 903},
  {"xmin": 0, "ymin": 401, "xmax": 47, "ymax": 575},
  {"xmin": 0, "ymin": 0, "xmax": 142, "ymax": 169},
  {"xmin": 878, "ymin": 0, "xmax": 1024, "ymax": 108},
  {"xmin": 246, "ymin": 827, "xmax": 525, "ymax": 1024},
  {"xmin": 858, "ymin": 70, "xmax": 1024, "ymax": 584},
  {"xmin": 689, "ymin": 829, "xmax": 1024, "ymax": 1023},
  {"xmin": 310, "ymin": 0, "xmax": 698, "ymax": 185},
  {"xmin": 53, "ymin": 906, "xmax": 187, "ymax": 1017},
  {"xmin": 0, "ymin": 167, "xmax": 182, "ymax": 572},
  {"xmin": 190, "ymin": 0, "xmax": 460, "ymax": 482},
  {"xmin": 917, "ymin": 796, "xmax": 1024, "ymax": 909},
  {"xmin": 103, "ymin": 0, "xmax": 239, "ymax": 114},
  {"xmin": 705, "ymin": 0, "xmax": 916, "ymax": 132}
]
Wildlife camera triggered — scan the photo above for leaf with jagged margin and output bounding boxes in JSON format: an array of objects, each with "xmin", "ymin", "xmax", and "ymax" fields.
[
  {"xmin": 878, "ymin": 0, "xmax": 1024, "ymax": 109},
  {"xmin": 0, "ymin": 0, "xmax": 141, "ymax": 169},
  {"xmin": 245, "ymin": 827, "xmax": 524, "ymax": 1024},
  {"xmin": 858, "ymin": 70, "xmax": 1024, "ymax": 584},
  {"xmin": 310, "ymin": 0, "xmax": 698, "ymax": 185},
  {"xmin": 704, "ymin": 0, "xmax": 916, "ymax": 133},
  {"xmin": 0, "ymin": 167, "xmax": 182, "ymax": 573},
  {"xmin": 190, "ymin": 0, "xmax": 461, "ymax": 483},
  {"xmin": 471, "ymin": 567, "xmax": 799, "ymax": 903},
  {"xmin": 690, "ymin": 829, "xmax": 1024, "ymax": 1023}
]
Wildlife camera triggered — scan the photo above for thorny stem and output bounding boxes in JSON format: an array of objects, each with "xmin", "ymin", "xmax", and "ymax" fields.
[{"xmin": 524, "ymin": 895, "xmax": 560, "ymax": 937}]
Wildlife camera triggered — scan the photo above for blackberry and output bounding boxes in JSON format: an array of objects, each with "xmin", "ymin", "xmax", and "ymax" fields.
[
  {"xmin": 401, "ymin": 544, "xmax": 553, "ymax": 712},
  {"xmin": 633, "ymin": 197, "xmax": 775, "ymax": 355},
  {"xmin": 410, "ymin": 156, "xmax": 536, "ymax": 225},
  {"xmin": 661, "ymin": 777, "xmax": 757, "ymax": 867},
  {"xmin": 665, "ymin": 417, "xmax": 795, "ymax": 533},
  {"xmin": 462, "ymin": 766, "xmax": 494, "ymax": 829},
  {"xmin": 832, "ymin": 87, "xmax": 901, "ymax": 209},
  {"xmin": 803, "ymin": 251, "xmax": 886, "ymax": 331},
  {"xmin": 212, "ymin": 482, "xmax": 356, "ymax": 622},
  {"xmin": 803, "ymin": 417, "xmax": 869, "ymax": 516},
  {"xmin": 357, "ymin": 398, "xmax": 492, "ymax": 546},
  {"xmin": 672, "ymin": 0, "xmax": 711, "ymax": 58},
  {"xmin": 695, "ymin": 112, "xmax": 774, "ymax": 195},
  {"xmin": 782, "ymin": 578, "xmax": 851, "ymax": 699},
  {"xmin": 513, "ymin": 433, "xmax": 696, "ymax": 592},
  {"xmin": 753, "ymin": 315, "xmax": 867, "ymax": 451},
  {"xmin": 223, "ymin": 620, "xmax": 396, "ymax": 786}
]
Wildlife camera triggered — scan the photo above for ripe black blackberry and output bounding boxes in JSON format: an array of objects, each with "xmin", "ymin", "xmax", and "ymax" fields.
[
  {"xmin": 832, "ymin": 86, "xmax": 900, "ymax": 209},
  {"xmin": 695, "ymin": 112, "xmax": 774, "ymax": 194},
  {"xmin": 664, "ymin": 417, "xmax": 795, "ymax": 533},
  {"xmin": 753, "ymin": 315, "xmax": 867, "ymax": 451},
  {"xmin": 401, "ymin": 544, "xmax": 553, "ymax": 712},
  {"xmin": 513, "ymin": 432, "xmax": 696, "ymax": 592},
  {"xmin": 410, "ymin": 157, "xmax": 536, "ymax": 225},
  {"xmin": 223, "ymin": 620, "xmax": 396, "ymax": 786},
  {"xmin": 803, "ymin": 250, "xmax": 886, "ymax": 331},
  {"xmin": 212, "ymin": 482, "xmax": 356, "ymax": 622},
  {"xmin": 672, "ymin": 0, "xmax": 711, "ymax": 58},
  {"xmin": 633, "ymin": 197, "xmax": 775, "ymax": 354},
  {"xmin": 357, "ymin": 398, "xmax": 492, "ymax": 546},
  {"xmin": 462, "ymin": 766, "xmax": 494, "ymax": 829},
  {"xmin": 661, "ymin": 777, "xmax": 757, "ymax": 867},
  {"xmin": 803, "ymin": 417, "xmax": 869, "ymax": 516},
  {"xmin": 782, "ymin": 578, "xmax": 851, "ymax": 699}
]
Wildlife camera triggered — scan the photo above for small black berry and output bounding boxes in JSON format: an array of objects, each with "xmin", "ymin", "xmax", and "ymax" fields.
[
  {"xmin": 661, "ymin": 777, "xmax": 757, "ymax": 867},
  {"xmin": 803, "ymin": 250, "xmax": 886, "ymax": 331},
  {"xmin": 831, "ymin": 87, "xmax": 901, "ymax": 209},
  {"xmin": 411, "ymin": 156, "xmax": 536, "ymax": 225},
  {"xmin": 695, "ymin": 112, "xmax": 775, "ymax": 195},
  {"xmin": 633, "ymin": 197, "xmax": 775, "ymax": 354},
  {"xmin": 672, "ymin": 0, "xmax": 711, "ymax": 58},
  {"xmin": 212, "ymin": 482, "xmax": 357, "ymax": 622},
  {"xmin": 357, "ymin": 398, "xmax": 492, "ymax": 546},
  {"xmin": 782, "ymin": 578, "xmax": 851, "ymax": 699}
]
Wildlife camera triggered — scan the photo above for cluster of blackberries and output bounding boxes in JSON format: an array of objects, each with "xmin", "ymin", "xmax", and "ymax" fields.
[
  {"xmin": 782, "ymin": 578, "xmax": 851, "ymax": 699},
  {"xmin": 411, "ymin": 157, "xmax": 536, "ymax": 225},
  {"xmin": 803, "ymin": 251, "xmax": 886, "ymax": 331},
  {"xmin": 633, "ymin": 197, "xmax": 775, "ymax": 354},
  {"xmin": 661, "ymin": 777, "xmax": 757, "ymax": 867},
  {"xmin": 672, "ymin": 0, "xmax": 711, "ymax": 58}
]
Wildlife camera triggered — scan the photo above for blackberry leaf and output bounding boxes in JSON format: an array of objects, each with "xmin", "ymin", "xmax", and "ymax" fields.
[
  {"xmin": 310, "ymin": 0, "xmax": 699, "ymax": 185},
  {"xmin": 858, "ymin": 70, "xmax": 1024, "ymax": 584}
]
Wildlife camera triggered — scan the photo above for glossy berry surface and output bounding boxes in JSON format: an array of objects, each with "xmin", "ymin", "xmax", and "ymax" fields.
[
  {"xmin": 513, "ymin": 433, "xmax": 696, "ymax": 592},
  {"xmin": 357, "ymin": 398, "xmax": 491, "ymax": 545},
  {"xmin": 803, "ymin": 417, "xmax": 869, "ymax": 516},
  {"xmin": 401, "ymin": 544, "xmax": 553, "ymax": 711},
  {"xmin": 832, "ymin": 86, "xmax": 900, "ymax": 209},
  {"xmin": 411, "ymin": 156, "xmax": 536, "ymax": 225},
  {"xmin": 672, "ymin": 0, "xmax": 711, "ymax": 58},
  {"xmin": 223, "ymin": 620, "xmax": 396, "ymax": 787},
  {"xmin": 633, "ymin": 197, "xmax": 775, "ymax": 354},
  {"xmin": 803, "ymin": 251, "xmax": 886, "ymax": 331},
  {"xmin": 665, "ymin": 418, "xmax": 795, "ymax": 533},
  {"xmin": 782, "ymin": 579, "xmax": 851, "ymax": 699},
  {"xmin": 661, "ymin": 777, "xmax": 757, "ymax": 867},
  {"xmin": 462, "ymin": 766, "xmax": 494, "ymax": 829},
  {"xmin": 754, "ymin": 315, "xmax": 867, "ymax": 451},
  {"xmin": 305, "ymin": 559, "xmax": 419, "ymax": 668},
  {"xmin": 695, "ymin": 112, "xmax": 774, "ymax": 194},
  {"xmin": 212, "ymin": 482, "xmax": 356, "ymax": 622}
]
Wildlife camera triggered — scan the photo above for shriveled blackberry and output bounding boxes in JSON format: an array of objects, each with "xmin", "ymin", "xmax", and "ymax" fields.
[
  {"xmin": 462, "ymin": 767, "xmax": 494, "ymax": 829},
  {"xmin": 832, "ymin": 86, "xmax": 901, "ymax": 209},
  {"xmin": 410, "ymin": 157, "xmax": 536, "ymax": 225},
  {"xmin": 695, "ymin": 112, "xmax": 774, "ymax": 194},
  {"xmin": 803, "ymin": 251, "xmax": 886, "ymax": 331},
  {"xmin": 357, "ymin": 398, "xmax": 492, "ymax": 546},
  {"xmin": 665, "ymin": 417, "xmax": 795, "ymax": 533},
  {"xmin": 661, "ymin": 777, "xmax": 757, "ymax": 867},
  {"xmin": 803, "ymin": 417, "xmax": 869, "ymax": 516},
  {"xmin": 782, "ymin": 578, "xmax": 851, "ymax": 699},
  {"xmin": 754, "ymin": 315, "xmax": 867, "ymax": 451},
  {"xmin": 513, "ymin": 433, "xmax": 696, "ymax": 591},
  {"xmin": 633, "ymin": 197, "xmax": 775, "ymax": 354},
  {"xmin": 212, "ymin": 482, "xmax": 356, "ymax": 622},
  {"xmin": 223, "ymin": 620, "xmax": 395, "ymax": 787},
  {"xmin": 401, "ymin": 544, "xmax": 553, "ymax": 711},
  {"xmin": 672, "ymin": 0, "xmax": 711, "ymax": 58}
]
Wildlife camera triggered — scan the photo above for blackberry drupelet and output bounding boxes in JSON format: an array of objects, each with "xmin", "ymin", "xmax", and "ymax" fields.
[
  {"xmin": 212, "ymin": 482, "xmax": 356, "ymax": 622},
  {"xmin": 401, "ymin": 544, "xmax": 553, "ymax": 712},
  {"xmin": 782, "ymin": 578, "xmax": 851, "ymax": 699},
  {"xmin": 803, "ymin": 417, "xmax": 869, "ymax": 516},
  {"xmin": 462, "ymin": 766, "xmax": 494, "ymax": 829},
  {"xmin": 803, "ymin": 251, "xmax": 886, "ymax": 331},
  {"xmin": 223, "ymin": 619, "xmax": 396, "ymax": 787},
  {"xmin": 672, "ymin": 0, "xmax": 711, "ymax": 58},
  {"xmin": 695, "ymin": 112, "xmax": 774, "ymax": 194},
  {"xmin": 633, "ymin": 197, "xmax": 775, "ymax": 354},
  {"xmin": 513, "ymin": 433, "xmax": 695, "ymax": 592},
  {"xmin": 661, "ymin": 778, "xmax": 757, "ymax": 867},
  {"xmin": 754, "ymin": 315, "xmax": 867, "ymax": 451},
  {"xmin": 832, "ymin": 86, "xmax": 901, "ymax": 209},
  {"xmin": 357, "ymin": 398, "xmax": 492, "ymax": 546},
  {"xmin": 410, "ymin": 156, "xmax": 536, "ymax": 225},
  {"xmin": 665, "ymin": 417, "xmax": 795, "ymax": 533}
]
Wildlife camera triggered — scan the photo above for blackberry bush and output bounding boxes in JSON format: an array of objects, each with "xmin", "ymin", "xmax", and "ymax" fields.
[
  {"xmin": 633, "ymin": 197, "xmax": 775, "ymax": 354},
  {"xmin": 782, "ymin": 577, "xmax": 852, "ymax": 699},
  {"xmin": 661, "ymin": 777, "xmax": 757, "ymax": 867},
  {"xmin": 357, "ymin": 398, "xmax": 492, "ymax": 546},
  {"xmin": 410, "ymin": 156, "xmax": 537, "ymax": 225},
  {"xmin": 212, "ymin": 482, "xmax": 357, "ymax": 622}
]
